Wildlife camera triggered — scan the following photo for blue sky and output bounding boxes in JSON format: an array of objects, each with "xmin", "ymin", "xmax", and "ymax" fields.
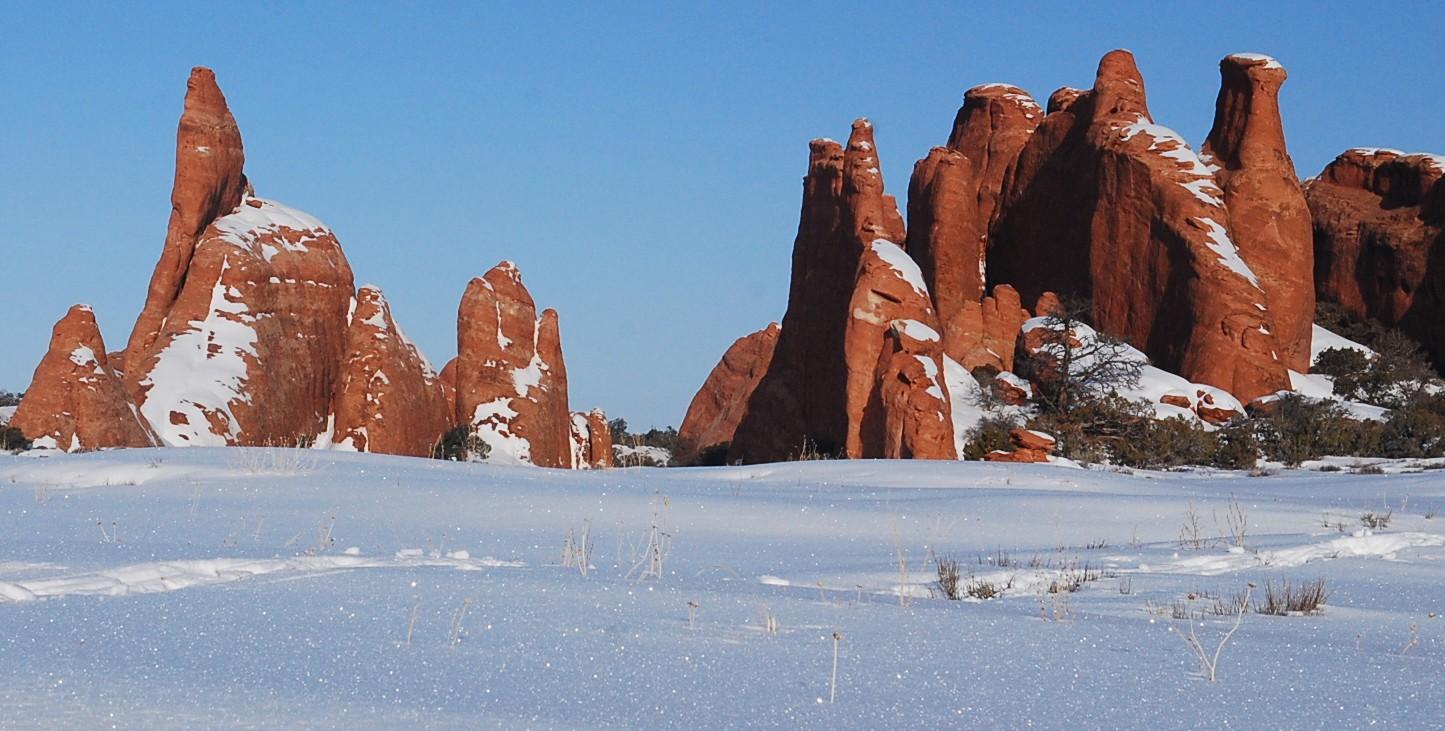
[{"xmin": 3, "ymin": 2, "xmax": 1442, "ymax": 428}]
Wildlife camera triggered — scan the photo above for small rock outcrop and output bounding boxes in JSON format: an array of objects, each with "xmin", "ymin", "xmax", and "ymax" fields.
[
  {"xmin": 453, "ymin": 262, "xmax": 573, "ymax": 467},
  {"xmin": 676, "ymin": 323, "xmax": 780, "ymax": 464},
  {"xmin": 990, "ymin": 50, "xmax": 1289, "ymax": 401},
  {"xmin": 983, "ymin": 428, "xmax": 1056, "ymax": 463},
  {"xmin": 941, "ymin": 284, "xmax": 1031, "ymax": 373},
  {"xmin": 329, "ymin": 286, "xmax": 451, "ymax": 457},
  {"xmin": 1201, "ymin": 54, "xmax": 1315, "ymax": 372},
  {"xmin": 1307, "ymin": 149, "xmax": 1445, "ymax": 367},
  {"xmin": 11, "ymin": 306, "xmax": 157, "ymax": 451},
  {"xmin": 570, "ymin": 409, "xmax": 614, "ymax": 469}
]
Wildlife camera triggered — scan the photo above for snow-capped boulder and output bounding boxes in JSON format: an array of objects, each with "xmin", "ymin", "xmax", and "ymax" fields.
[
  {"xmin": 328, "ymin": 286, "xmax": 451, "ymax": 457},
  {"xmin": 984, "ymin": 428, "xmax": 1056, "ymax": 463},
  {"xmin": 1200, "ymin": 53, "xmax": 1315, "ymax": 372},
  {"xmin": 989, "ymin": 49, "xmax": 1290, "ymax": 402},
  {"xmin": 12, "ymin": 306, "xmax": 158, "ymax": 451}
]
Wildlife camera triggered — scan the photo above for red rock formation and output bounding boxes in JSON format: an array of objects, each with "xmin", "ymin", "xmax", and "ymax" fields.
[
  {"xmin": 453, "ymin": 262, "xmax": 574, "ymax": 466},
  {"xmin": 125, "ymin": 67, "xmax": 249, "ymax": 377},
  {"xmin": 11, "ymin": 306, "xmax": 157, "ymax": 451},
  {"xmin": 941, "ymin": 284, "xmax": 1030, "ymax": 373},
  {"xmin": 570, "ymin": 409, "xmax": 614, "ymax": 468},
  {"xmin": 908, "ymin": 84, "xmax": 1042, "ymax": 323},
  {"xmin": 844, "ymin": 240, "xmax": 952, "ymax": 458},
  {"xmin": 990, "ymin": 49, "xmax": 1289, "ymax": 401},
  {"xmin": 677, "ymin": 323, "xmax": 780, "ymax": 464},
  {"xmin": 983, "ymin": 428, "xmax": 1055, "ymax": 463},
  {"xmin": 861, "ymin": 320, "xmax": 956, "ymax": 460},
  {"xmin": 1307, "ymin": 149, "xmax": 1445, "ymax": 366},
  {"xmin": 329, "ymin": 286, "xmax": 451, "ymax": 457},
  {"xmin": 730, "ymin": 119, "xmax": 908, "ymax": 462},
  {"xmin": 126, "ymin": 197, "xmax": 355, "ymax": 446},
  {"xmin": 1201, "ymin": 54, "xmax": 1314, "ymax": 372}
]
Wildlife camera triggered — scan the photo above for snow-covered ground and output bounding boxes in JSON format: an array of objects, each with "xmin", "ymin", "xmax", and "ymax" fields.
[
  {"xmin": 1, "ymin": 449, "xmax": 1442, "ymax": 728},
  {"xmin": 0, "ymin": 405, "xmax": 15, "ymax": 425}
]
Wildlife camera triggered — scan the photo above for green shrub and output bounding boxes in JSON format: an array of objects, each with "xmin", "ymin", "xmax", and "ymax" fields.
[
  {"xmin": 1380, "ymin": 393, "xmax": 1445, "ymax": 458},
  {"xmin": 1113, "ymin": 416, "xmax": 1217, "ymax": 469},
  {"xmin": 963, "ymin": 414, "xmax": 1021, "ymax": 460},
  {"xmin": 1, "ymin": 426, "xmax": 30, "ymax": 452},
  {"xmin": 1253, "ymin": 395, "xmax": 1369, "ymax": 465},
  {"xmin": 1211, "ymin": 419, "xmax": 1260, "ymax": 470}
]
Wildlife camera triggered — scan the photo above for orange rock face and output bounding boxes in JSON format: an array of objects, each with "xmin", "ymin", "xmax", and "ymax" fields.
[
  {"xmin": 844, "ymin": 240, "xmax": 953, "ymax": 458},
  {"xmin": 990, "ymin": 50, "xmax": 1289, "ymax": 402},
  {"xmin": 676, "ymin": 323, "xmax": 780, "ymax": 464},
  {"xmin": 125, "ymin": 67, "xmax": 249, "ymax": 377},
  {"xmin": 730, "ymin": 119, "xmax": 908, "ymax": 462},
  {"xmin": 941, "ymin": 284, "xmax": 1030, "ymax": 373},
  {"xmin": 12, "ymin": 306, "xmax": 157, "ymax": 451},
  {"xmin": 1201, "ymin": 54, "xmax": 1315, "ymax": 372},
  {"xmin": 127, "ymin": 196, "xmax": 355, "ymax": 446},
  {"xmin": 570, "ymin": 409, "xmax": 614, "ymax": 468},
  {"xmin": 908, "ymin": 84, "xmax": 1042, "ymax": 324},
  {"xmin": 982, "ymin": 428, "xmax": 1056, "ymax": 463},
  {"xmin": 861, "ymin": 321, "xmax": 956, "ymax": 460},
  {"xmin": 329, "ymin": 286, "xmax": 451, "ymax": 457},
  {"xmin": 1307, "ymin": 148, "xmax": 1445, "ymax": 366},
  {"xmin": 453, "ymin": 262, "xmax": 573, "ymax": 467}
]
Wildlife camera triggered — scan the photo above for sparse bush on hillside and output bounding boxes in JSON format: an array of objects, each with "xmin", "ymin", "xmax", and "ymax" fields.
[
  {"xmin": 1028, "ymin": 394, "xmax": 1151, "ymax": 464},
  {"xmin": 1019, "ymin": 298, "xmax": 1144, "ymax": 418},
  {"xmin": 431, "ymin": 426, "xmax": 490, "ymax": 462},
  {"xmin": 1380, "ymin": 393, "xmax": 1445, "ymax": 459},
  {"xmin": 1112, "ymin": 416, "xmax": 1217, "ymax": 470},
  {"xmin": 610, "ymin": 418, "xmax": 682, "ymax": 464},
  {"xmin": 1313, "ymin": 302, "xmax": 1391, "ymax": 353},
  {"xmin": 962, "ymin": 414, "xmax": 1021, "ymax": 461},
  {"xmin": 0, "ymin": 391, "xmax": 22, "ymax": 408},
  {"xmin": 1253, "ymin": 395, "xmax": 1372, "ymax": 466},
  {"xmin": 1211, "ymin": 419, "xmax": 1260, "ymax": 471},
  {"xmin": 1314, "ymin": 332, "xmax": 1437, "ymax": 409}
]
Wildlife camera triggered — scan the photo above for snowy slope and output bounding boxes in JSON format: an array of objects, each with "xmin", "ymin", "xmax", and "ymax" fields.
[
  {"xmin": 0, "ymin": 450, "xmax": 1442, "ymax": 728},
  {"xmin": 0, "ymin": 405, "xmax": 14, "ymax": 426}
]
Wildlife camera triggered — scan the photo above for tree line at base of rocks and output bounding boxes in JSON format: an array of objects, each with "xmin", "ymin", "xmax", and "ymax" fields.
[{"xmin": 964, "ymin": 303, "xmax": 1445, "ymax": 469}]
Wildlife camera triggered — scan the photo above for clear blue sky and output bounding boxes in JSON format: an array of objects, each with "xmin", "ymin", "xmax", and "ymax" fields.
[{"xmin": 3, "ymin": 2, "xmax": 1442, "ymax": 429}]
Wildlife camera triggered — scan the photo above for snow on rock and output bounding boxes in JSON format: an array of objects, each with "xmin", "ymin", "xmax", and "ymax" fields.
[
  {"xmin": 454, "ymin": 263, "xmax": 574, "ymax": 467},
  {"xmin": 1311, "ymin": 323, "xmax": 1374, "ymax": 363}
]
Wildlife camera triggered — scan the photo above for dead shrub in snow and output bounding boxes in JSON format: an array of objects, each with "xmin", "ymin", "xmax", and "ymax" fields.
[
  {"xmin": 1255, "ymin": 578, "xmax": 1329, "ymax": 616},
  {"xmin": 934, "ymin": 555, "xmax": 963, "ymax": 600},
  {"xmin": 1360, "ymin": 510, "xmax": 1392, "ymax": 529}
]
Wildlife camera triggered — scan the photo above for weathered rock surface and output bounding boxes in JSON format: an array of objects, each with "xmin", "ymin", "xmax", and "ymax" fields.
[
  {"xmin": 570, "ymin": 409, "xmax": 614, "ymax": 469},
  {"xmin": 676, "ymin": 323, "xmax": 780, "ymax": 464},
  {"xmin": 730, "ymin": 119, "xmax": 907, "ymax": 462},
  {"xmin": 861, "ymin": 320, "xmax": 956, "ymax": 460},
  {"xmin": 990, "ymin": 49, "xmax": 1289, "ymax": 401},
  {"xmin": 127, "ymin": 196, "xmax": 355, "ymax": 446},
  {"xmin": 329, "ymin": 286, "xmax": 451, "ymax": 457},
  {"xmin": 844, "ymin": 241, "xmax": 952, "ymax": 458},
  {"xmin": 1307, "ymin": 148, "xmax": 1445, "ymax": 367},
  {"xmin": 453, "ymin": 262, "xmax": 573, "ymax": 467},
  {"xmin": 1201, "ymin": 54, "xmax": 1315, "ymax": 372},
  {"xmin": 125, "ymin": 67, "xmax": 249, "ymax": 377},
  {"xmin": 12, "ymin": 306, "xmax": 157, "ymax": 451},
  {"xmin": 941, "ymin": 284, "xmax": 1030, "ymax": 373},
  {"xmin": 907, "ymin": 84, "xmax": 1041, "ymax": 324}
]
